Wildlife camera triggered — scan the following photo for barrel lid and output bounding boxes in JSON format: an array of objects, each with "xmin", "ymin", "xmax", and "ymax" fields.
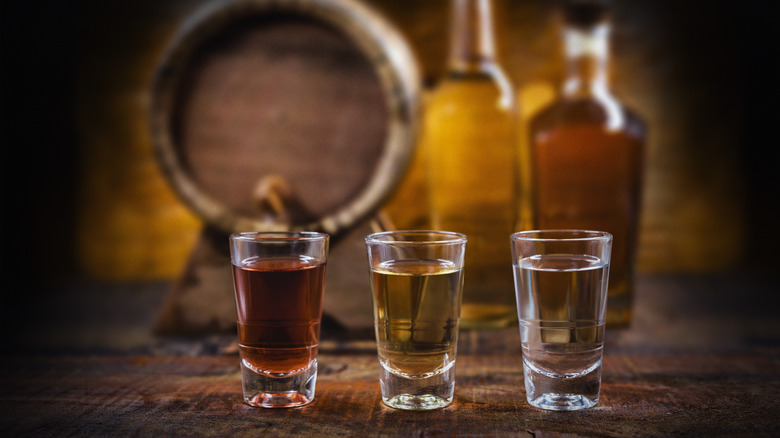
[{"xmin": 150, "ymin": 0, "xmax": 420, "ymax": 237}]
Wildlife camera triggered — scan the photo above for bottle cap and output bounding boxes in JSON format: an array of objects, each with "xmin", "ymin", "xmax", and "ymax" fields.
[{"xmin": 561, "ymin": 0, "xmax": 610, "ymax": 28}]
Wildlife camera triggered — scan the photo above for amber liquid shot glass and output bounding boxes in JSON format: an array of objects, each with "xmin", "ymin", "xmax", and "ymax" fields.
[
  {"xmin": 366, "ymin": 231, "xmax": 467, "ymax": 410},
  {"xmin": 229, "ymin": 232, "xmax": 329, "ymax": 408}
]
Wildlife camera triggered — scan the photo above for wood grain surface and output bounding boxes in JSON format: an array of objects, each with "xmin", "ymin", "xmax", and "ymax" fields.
[
  {"xmin": 2, "ymin": 349, "xmax": 778, "ymax": 437},
  {"xmin": 2, "ymin": 272, "xmax": 779, "ymax": 436}
]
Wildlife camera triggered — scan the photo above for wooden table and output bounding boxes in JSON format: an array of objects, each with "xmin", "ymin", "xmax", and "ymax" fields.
[{"xmin": 2, "ymin": 272, "xmax": 779, "ymax": 436}]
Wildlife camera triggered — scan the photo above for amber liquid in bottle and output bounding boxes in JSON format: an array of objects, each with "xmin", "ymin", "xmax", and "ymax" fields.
[
  {"xmin": 530, "ymin": 2, "xmax": 646, "ymax": 327},
  {"xmin": 425, "ymin": 0, "xmax": 519, "ymax": 328}
]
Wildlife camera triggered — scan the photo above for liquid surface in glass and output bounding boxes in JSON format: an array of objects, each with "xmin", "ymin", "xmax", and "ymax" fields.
[
  {"xmin": 371, "ymin": 258, "xmax": 463, "ymax": 378},
  {"xmin": 514, "ymin": 253, "xmax": 608, "ymax": 410},
  {"xmin": 232, "ymin": 256, "xmax": 325, "ymax": 376}
]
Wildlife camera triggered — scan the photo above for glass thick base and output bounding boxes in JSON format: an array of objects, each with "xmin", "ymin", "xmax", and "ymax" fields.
[
  {"xmin": 379, "ymin": 361, "xmax": 455, "ymax": 410},
  {"xmin": 523, "ymin": 356, "xmax": 601, "ymax": 412},
  {"xmin": 527, "ymin": 392, "xmax": 597, "ymax": 411},
  {"xmin": 240, "ymin": 359, "xmax": 317, "ymax": 408}
]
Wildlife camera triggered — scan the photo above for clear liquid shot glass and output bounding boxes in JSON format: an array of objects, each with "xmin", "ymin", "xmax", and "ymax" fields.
[{"xmin": 511, "ymin": 230, "xmax": 612, "ymax": 411}]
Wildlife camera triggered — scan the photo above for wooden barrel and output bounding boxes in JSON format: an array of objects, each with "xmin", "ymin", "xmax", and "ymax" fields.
[{"xmin": 149, "ymin": 0, "xmax": 421, "ymax": 237}]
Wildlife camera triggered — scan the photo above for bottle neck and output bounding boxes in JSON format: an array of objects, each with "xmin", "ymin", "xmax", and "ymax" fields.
[
  {"xmin": 562, "ymin": 23, "xmax": 610, "ymax": 98},
  {"xmin": 448, "ymin": 0, "xmax": 497, "ymax": 73},
  {"xmin": 562, "ymin": 22, "xmax": 625, "ymax": 130}
]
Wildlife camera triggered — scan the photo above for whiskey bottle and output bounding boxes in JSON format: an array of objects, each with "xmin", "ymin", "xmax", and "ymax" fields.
[
  {"xmin": 529, "ymin": 0, "xmax": 646, "ymax": 326},
  {"xmin": 425, "ymin": 0, "xmax": 519, "ymax": 328}
]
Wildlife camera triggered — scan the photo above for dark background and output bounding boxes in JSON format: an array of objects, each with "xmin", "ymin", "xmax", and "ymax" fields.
[{"xmin": 1, "ymin": 0, "xmax": 779, "ymax": 346}]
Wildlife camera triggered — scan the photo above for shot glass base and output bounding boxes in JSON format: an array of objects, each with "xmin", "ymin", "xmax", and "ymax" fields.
[
  {"xmin": 523, "ymin": 361, "xmax": 601, "ymax": 412},
  {"xmin": 527, "ymin": 393, "xmax": 597, "ymax": 411},
  {"xmin": 245, "ymin": 391, "xmax": 314, "ymax": 408},
  {"xmin": 241, "ymin": 360, "xmax": 317, "ymax": 408},
  {"xmin": 379, "ymin": 362, "xmax": 455, "ymax": 411},
  {"xmin": 383, "ymin": 393, "xmax": 453, "ymax": 411}
]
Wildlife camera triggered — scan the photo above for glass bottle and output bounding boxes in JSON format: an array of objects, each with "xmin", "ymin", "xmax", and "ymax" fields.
[
  {"xmin": 380, "ymin": 131, "xmax": 430, "ymax": 231},
  {"xmin": 424, "ymin": 0, "xmax": 519, "ymax": 328},
  {"xmin": 529, "ymin": 0, "xmax": 646, "ymax": 327}
]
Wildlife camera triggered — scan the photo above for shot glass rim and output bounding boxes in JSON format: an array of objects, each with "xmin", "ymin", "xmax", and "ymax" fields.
[
  {"xmin": 511, "ymin": 229, "xmax": 612, "ymax": 243},
  {"xmin": 230, "ymin": 231, "xmax": 329, "ymax": 242},
  {"xmin": 365, "ymin": 230, "xmax": 467, "ymax": 245}
]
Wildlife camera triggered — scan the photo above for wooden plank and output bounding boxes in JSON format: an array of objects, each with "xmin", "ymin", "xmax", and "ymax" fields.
[{"xmin": 2, "ymin": 349, "xmax": 778, "ymax": 437}]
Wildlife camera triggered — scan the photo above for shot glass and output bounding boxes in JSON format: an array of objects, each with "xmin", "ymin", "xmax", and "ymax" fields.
[
  {"xmin": 229, "ymin": 231, "xmax": 329, "ymax": 408},
  {"xmin": 511, "ymin": 230, "xmax": 612, "ymax": 411},
  {"xmin": 365, "ymin": 231, "xmax": 467, "ymax": 410}
]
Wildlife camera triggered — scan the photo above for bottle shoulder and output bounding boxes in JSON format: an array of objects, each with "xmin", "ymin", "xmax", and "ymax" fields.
[
  {"xmin": 622, "ymin": 106, "xmax": 647, "ymax": 138},
  {"xmin": 430, "ymin": 67, "xmax": 516, "ymax": 109},
  {"xmin": 439, "ymin": 67, "xmax": 513, "ymax": 88},
  {"xmin": 530, "ymin": 96, "xmax": 645, "ymax": 139}
]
